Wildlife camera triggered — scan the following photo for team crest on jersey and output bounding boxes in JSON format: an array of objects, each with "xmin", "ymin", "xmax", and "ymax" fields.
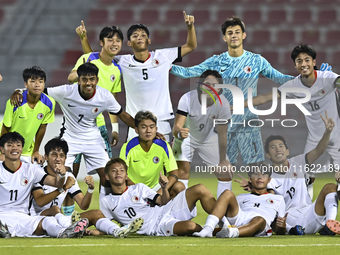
[
  {"xmin": 21, "ymin": 178, "xmax": 29, "ymax": 186},
  {"xmin": 208, "ymin": 114, "xmax": 216, "ymax": 120},
  {"xmin": 131, "ymin": 195, "xmax": 139, "ymax": 202},
  {"xmin": 318, "ymin": 89, "xmax": 326, "ymax": 96},
  {"xmin": 110, "ymin": 74, "xmax": 115, "ymax": 82},
  {"xmin": 37, "ymin": 113, "xmax": 44, "ymax": 120},
  {"xmin": 152, "ymin": 59, "xmax": 160, "ymax": 67},
  {"xmin": 244, "ymin": 66, "xmax": 252, "ymax": 74},
  {"xmin": 291, "ymin": 172, "xmax": 298, "ymax": 180},
  {"xmin": 91, "ymin": 107, "xmax": 99, "ymax": 114},
  {"xmin": 153, "ymin": 156, "xmax": 160, "ymax": 164},
  {"xmin": 266, "ymin": 199, "xmax": 274, "ymax": 204}
]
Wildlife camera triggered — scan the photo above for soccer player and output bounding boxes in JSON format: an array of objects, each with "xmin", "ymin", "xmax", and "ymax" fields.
[
  {"xmin": 68, "ymin": 23, "xmax": 124, "ymax": 179},
  {"xmin": 245, "ymin": 44, "xmax": 340, "ymax": 198},
  {"xmin": 96, "ymin": 158, "xmax": 217, "ymax": 237},
  {"xmin": 10, "ymin": 63, "xmax": 135, "ymax": 199},
  {"xmin": 237, "ymin": 113, "xmax": 339, "ymax": 235},
  {"xmin": 193, "ymin": 162, "xmax": 286, "ymax": 238},
  {"xmin": 172, "ymin": 70, "xmax": 232, "ymax": 195},
  {"xmin": 77, "ymin": 11, "xmax": 197, "ymax": 141},
  {"xmin": 120, "ymin": 111, "xmax": 183, "ymax": 196},
  {"xmin": 0, "ymin": 132, "xmax": 89, "ymax": 238},
  {"xmin": 1, "ymin": 66, "xmax": 55, "ymax": 164}
]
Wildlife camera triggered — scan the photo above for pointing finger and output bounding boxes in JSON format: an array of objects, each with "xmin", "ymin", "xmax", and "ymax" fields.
[{"xmin": 81, "ymin": 20, "xmax": 85, "ymax": 28}]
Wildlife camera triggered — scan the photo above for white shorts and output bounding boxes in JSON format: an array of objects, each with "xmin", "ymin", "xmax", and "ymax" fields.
[
  {"xmin": 65, "ymin": 140, "xmax": 109, "ymax": 175},
  {"xmin": 286, "ymin": 201, "xmax": 326, "ymax": 234},
  {"xmin": 154, "ymin": 190, "xmax": 197, "ymax": 236},
  {"xmin": 172, "ymin": 134, "xmax": 228, "ymax": 166},
  {"xmin": 227, "ymin": 207, "xmax": 272, "ymax": 237},
  {"xmin": 0, "ymin": 211, "xmax": 45, "ymax": 237},
  {"xmin": 127, "ymin": 120, "xmax": 171, "ymax": 142}
]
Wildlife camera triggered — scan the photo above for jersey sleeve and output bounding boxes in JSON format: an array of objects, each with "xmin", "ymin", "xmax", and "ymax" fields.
[
  {"xmin": 105, "ymin": 93, "xmax": 123, "ymax": 115},
  {"xmin": 159, "ymin": 47, "xmax": 181, "ymax": 63},
  {"xmin": 259, "ymin": 56, "xmax": 293, "ymax": 85},
  {"xmin": 41, "ymin": 96, "xmax": 56, "ymax": 125},
  {"xmin": 47, "ymin": 85, "xmax": 68, "ymax": 102},
  {"xmin": 170, "ymin": 55, "xmax": 219, "ymax": 79},
  {"xmin": 176, "ymin": 93, "xmax": 190, "ymax": 116},
  {"xmin": 2, "ymin": 99, "xmax": 14, "ymax": 128},
  {"xmin": 277, "ymin": 80, "xmax": 296, "ymax": 98},
  {"xmin": 33, "ymin": 165, "xmax": 49, "ymax": 184},
  {"xmin": 139, "ymin": 183, "xmax": 158, "ymax": 201},
  {"xmin": 164, "ymin": 142, "xmax": 178, "ymax": 173},
  {"xmin": 100, "ymin": 197, "xmax": 114, "ymax": 220},
  {"xmin": 72, "ymin": 53, "xmax": 91, "ymax": 71}
]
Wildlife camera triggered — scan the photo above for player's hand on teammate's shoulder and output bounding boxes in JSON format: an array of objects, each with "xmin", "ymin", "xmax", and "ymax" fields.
[
  {"xmin": 234, "ymin": 174, "xmax": 252, "ymax": 192},
  {"xmin": 111, "ymin": 131, "xmax": 119, "ymax": 147},
  {"xmin": 155, "ymin": 132, "xmax": 166, "ymax": 141},
  {"xmin": 10, "ymin": 90, "xmax": 23, "ymax": 106},
  {"xmin": 321, "ymin": 111, "xmax": 335, "ymax": 134},
  {"xmin": 32, "ymin": 151, "xmax": 44, "ymax": 165},
  {"xmin": 84, "ymin": 175, "xmax": 94, "ymax": 190},
  {"xmin": 159, "ymin": 172, "xmax": 169, "ymax": 189},
  {"xmin": 76, "ymin": 20, "xmax": 87, "ymax": 39},
  {"xmin": 64, "ymin": 176, "xmax": 76, "ymax": 190},
  {"xmin": 183, "ymin": 11, "xmax": 194, "ymax": 27},
  {"xmin": 179, "ymin": 128, "xmax": 190, "ymax": 139}
]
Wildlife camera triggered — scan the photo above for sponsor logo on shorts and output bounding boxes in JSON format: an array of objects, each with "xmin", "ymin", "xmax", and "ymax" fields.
[
  {"xmin": 37, "ymin": 113, "xmax": 44, "ymax": 120},
  {"xmin": 21, "ymin": 178, "xmax": 29, "ymax": 186},
  {"xmin": 153, "ymin": 156, "xmax": 160, "ymax": 164}
]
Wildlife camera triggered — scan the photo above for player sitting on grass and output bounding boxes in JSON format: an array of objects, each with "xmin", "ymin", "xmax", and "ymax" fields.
[
  {"xmin": 120, "ymin": 111, "xmax": 184, "ymax": 197},
  {"xmin": 0, "ymin": 132, "xmax": 88, "ymax": 238},
  {"xmin": 194, "ymin": 162, "xmax": 286, "ymax": 238},
  {"xmin": 87, "ymin": 158, "xmax": 217, "ymax": 236},
  {"xmin": 236, "ymin": 113, "xmax": 339, "ymax": 235},
  {"xmin": 1, "ymin": 66, "xmax": 55, "ymax": 164},
  {"xmin": 172, "ymin": 70, "xmax": 232, "ymax": 193}
]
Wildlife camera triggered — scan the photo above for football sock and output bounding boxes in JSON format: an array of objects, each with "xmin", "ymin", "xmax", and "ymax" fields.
[
  {"xmin": 324, "ymin": 192, "xmax": 338, "ymax": 221},
  {"xmin": 62, "ymin": 205, "xmax": 75, "ymax": 216},
  {"xmin": 42, "ymin": 216, "xmax": 64, "ymax": 238},
  {"xmin": 179, "ymin": 179, "xmax": 189, "ymax": 189},
  {"xmin": 204, "ymin": 214, "xmax": 220, "ymax": 230},
  {"xmin": 219, "ymin": 216, "xmax": 230, "ymax": 228},
  {"xmin": 55, "ymin": 213, "xmax": 71, "ymax": 228},
  {"xmin": 217, "ymin": 181, "xmax": 232, "ymax": 198},
  {"xmin": 192, "ymin": 226, "xmax": 213, "ymax": 237},
  {"xmin": 96, "ymin": 218, "xmax": 119, "ymax": 235}
]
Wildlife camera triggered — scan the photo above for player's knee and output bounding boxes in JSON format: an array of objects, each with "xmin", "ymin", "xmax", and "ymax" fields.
[
  {"xmin": 251, "ymin": 216, "xmax": 266, "ymax": 230},
  {"xmin": 186, "ymin": 221, "xmax": 199, "ymax": 232},
  {"xmin": 172, "ymin": 181, "xmax": 185, "ymax": 194},
  {"xmin": 50, "ymin": 205, "xmax": 61, "ymax": 215},
  {"xmin": 218, "ymin": 189, "xmax": 234, "ymax": 201}
]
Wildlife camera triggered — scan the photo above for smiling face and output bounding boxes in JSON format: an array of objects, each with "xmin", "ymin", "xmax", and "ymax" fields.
[
  {"xmin": 25, "ymin": 77, "xmax": 45, "ymax": 98},
  {"xmin": 127, "ymin": 28, "xmax": 151, "ymax": 52},
  {"xmin": 78, "ymin": 74, "xmax": 98, "ymax": 99},
  {"xmin": 294, "ymin": 52, "xmax": 316, "ymax": 78},
  {"xmin": 249, "ymin": 170, "xmax": 271, "ymax": 190},
  {"xmin": 105, "ymin": 162, "xmax": 128, "ymax": 186},
  {"xmin": 0, "ymin": 140, "xmax": 23, "ymax": 161},
  {"xmin": 100, "ymin": 34, "xmax": 122, "ymax": 57},
  {"xmin": 266, "ymin": 139, "xmax": 290, "ymax": 165},
  {"xmin": 223, "ymin": 25, "xmax": 246, "ymax": 49}
]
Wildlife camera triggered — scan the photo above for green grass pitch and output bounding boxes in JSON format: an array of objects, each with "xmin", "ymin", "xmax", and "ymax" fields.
[{"xmin": 1, "ymin": 175, "xmax": 339, "ymax": 255}]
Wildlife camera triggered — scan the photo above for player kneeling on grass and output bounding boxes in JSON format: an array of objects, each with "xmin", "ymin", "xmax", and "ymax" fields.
[
  {"xmin": 87, "ymin": 158, "xmax": 217, "ymax": 236},
  {"xmin": 194, "ymin": 162, "xmax": 286, "ymax": 238},
  {"xmin": 0, "ymin": 132, "xmax": 88, "ymax": 238}
]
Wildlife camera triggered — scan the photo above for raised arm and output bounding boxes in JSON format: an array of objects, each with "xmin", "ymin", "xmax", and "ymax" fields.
[
  {"xmin": 76, "ymin": 20, "xmax": 93, "ymax": 54},
  {"xmin": 306, "ymin": 111, "xmax": 334, "ymax": 164},
  {"xmin": 155, "ymin": 172, "xmax": 170, "ymax": 205},
  {"xmin": 180, "ymin": 11, "xmax": 197, "ymax": 57},
  {"xmin": 117, "ymin": 111, "xmax": 135, "ymax": 129},
  {"xmin": 73, "ymin": 176, "xmax": 94, "ymax": 210}
]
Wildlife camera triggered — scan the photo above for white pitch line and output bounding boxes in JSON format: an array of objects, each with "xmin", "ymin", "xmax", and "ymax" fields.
[{"xmin": 0, "ymin": 243, "xmax": 340, "ymax": 248}]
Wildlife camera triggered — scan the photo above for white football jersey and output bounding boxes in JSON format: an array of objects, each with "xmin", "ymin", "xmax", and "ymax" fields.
[
  {"xmin": 278, "ymin": 71, "xmax": 340, "ymax": 144},
  {"xmin": 0, "ymin": 162, "xmax": 47, "ymax": 214},
  {"xmin": 176, "ymin": 90, "xmax": 231, "ymax": 143},
  {"xmin": 267, "ymin": 154, "xmax": 311, "ymax": 213},
  {"xmin": 115, "ymin": 47, "xmax": 180, "ymax": 120},
  {"xmin": 100, "ymin": 183, "xmax": 164, "ymax": 235},
  {"xmin": 47, "ymin": 84, "xmax": 122, "ymax": 144},
  {"xmin": 29, "ymin": 170, "xmax": 81, "ymax": 216},
  {"xmin": 237, "ymin": 192, "xmax": 285, "ymax": 225}
]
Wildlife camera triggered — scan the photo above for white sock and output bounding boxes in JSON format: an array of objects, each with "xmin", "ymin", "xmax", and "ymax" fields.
[
  {"xmin": 217, "ymin": 181, "xmax": 232, "ymax": 198},
  {"xmin": 55, "ymin": 213, "xmax": 71, "ymax": 228},
  {"xmin": 324, "ymin": 192, "xmax": 338, "ymax": 221},
  {"xmin": 219, "ymin": 216, "xmax": 230, "ymax": 228},
  {"xmin": 179, "ymin": 179, "xmax": 189, "ymax": 189},
  {"xmin": 308, "ymin": 183, "xmax": 314, "ymax": 200},
  {"xmin": 204, "ymin": 214, "xmax": 220, "ymax": 230},
  {"xmin": 96, "ymin": 218, "xmax": 119, "ymax": 235},
  {"xmin": 42, "ymin": 216, "xmax": 64, "ymax": 238}
]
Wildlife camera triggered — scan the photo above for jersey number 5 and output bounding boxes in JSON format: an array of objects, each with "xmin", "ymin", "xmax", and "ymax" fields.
[{"xmin": 142, "ymin": 69, "xmax": 148, "ymax": 80}]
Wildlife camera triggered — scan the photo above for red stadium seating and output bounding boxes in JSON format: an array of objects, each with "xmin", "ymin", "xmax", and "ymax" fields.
[
  {"xmin": 276, "ymin": 30, "xmax": 295, "ymax": 45},
  {"xmin": 139, "ymin": 10, "xmax": 160, "ymax": 25},
  {"xmin": 260, "ymin": 51, "xmax": 279, "ymax": 67},
  {"xmin": 0, "ymin": 9, "xmax": 3, "ymax": 24},
  {"xmin": 192, "ymin": 10, "xmax": 211, "ymax": 25},
  {"xmin": 215, "ymin": 10, "xmax": 236, "ymax": 25},
  {"xmin": 242, "ymin": 10, "xmax": 262, "ymax": 24},
  {"xmin": 201, "ymin": 30, "xmax": 222, "ymax": 46},
  {"xmin": 186, "ymin": 51, "xmax": 206, "ymax": 66},
  {"xmin": 301, "ymin": 30, "xmax": 320, "ymax": 44},
  {"xmin": 326, "ymin": 30, "xmax": 340, "ymax": 45},
  {"xmin": 151, "ymin": 30, "xmax": 171, "ymax": 45},
  {"xmin": 61, "ymin": 50, "xmax": 83, "ymax": 66},
  {"xmin": 88, "ymin": 10, "xmax": 109, "ymax": 25},
  {"xmin": 267, "ymin": 10, "xmax": 287, "ymax": 24},
  {"xmin": 113, "ymin": 9, "xmax": 134, "ymax": 24},
  {"xmin": 165, "ymin": 10, "xmax": 187, "ymax": 25},
  {"xmin": 317, "ymin": 10, "xmax": 337, "ymax": 25},
  {"xmin": 292, "ymin": 10, "xmax": 312, "ymax": 24},
  {"xmin": 250, "ymin": 30, "xmax": 271, "ymax": 45}
]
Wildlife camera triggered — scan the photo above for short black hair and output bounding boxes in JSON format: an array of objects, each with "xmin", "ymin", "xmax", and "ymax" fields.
[
  {"xmin": 0, "ymin": 132, "xmax": 25, "ymax": 148},
  {"xmin": 135, "ymin": 111, "xmax": 157, "ymax": 128},
  {"xmin": 247, "ymin": 162, "xmax": 272, "ymax": 178},
  {"xmin": 200, "ymin": 70, "xmax": 223, "ymax": 84},
  {"xmin": 221, "ymin": 16, "xmax": 245, "ymax": 35},
  {"xmin": 99, "ymin": 26, "xmax": 124, "ymax": 42},
  {"xmin": 104, "ymin": 158, "xmax": 128, "ymax": 175},
  {"xmin": 44, "ymin": 137, "xmax": 69, "ymax": 156},
  {"xmin": 264, "ymin": 135, "xmax": 288, "ymax": 153},
  {"xmin": 291, "ymin": 44, "xmax": 317, "ymax": 70},
  {"xmin": 22, "ymin": 66, "xmax": 46, "ymax": 83},
  {"xmin": 77, "ymin": 62, "xmax": 99, "ymax": 78},
  {"xmin": 127, "ymin": 24, "xmax": 150, "ymax": 40}
]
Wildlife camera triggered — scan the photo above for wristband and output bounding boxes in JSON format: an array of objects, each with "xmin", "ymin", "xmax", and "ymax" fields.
[
  {"xmin": 88, "ymin": 188, "xmax": 94, "ymax": 194},
  {"xmin": 59, "ymin": 173, "xmax": 66, "ymax": 178},
  {"xmin": 177, "ymin": 132, "xmax": 182, "ymax": 140},
  {"xmin": 112, "ymin": 123, "xmax": 119, "ymax": 133},
  {"xmin": 59, "ymin": 186, "xmax": 66, "ymax": 193}
]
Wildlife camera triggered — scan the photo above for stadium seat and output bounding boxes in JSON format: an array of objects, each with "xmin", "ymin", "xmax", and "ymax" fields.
[
  {"xmin": 260, "ymin": 51, "xmax": 279, "ymax": 67},
  {"xmin": 267, "ymin": 10, "xmax": 287, "ymax": 24},
  {"xmin": 151, "ymin": 30, "xmax": 171, "ymax": 46},
  {"xmin": 215, "ymin": 10, "xmax": 236, "ymax": 25},
  {"xmin": 139, "ymin": 10, "xmax": 160, "ymax": 24},
  {"xmin": 250, "ymin": 30, "xmax": 271, "ymax": 45},
  {"xmin": 314, "ymin": 51, "xmax": 327, "ymax": 64},
  {"xmin": 0, "ymin": 9, "xmax": 3, "ymax": 24},
  {"xmin": 88, "ymin": 10, "xmax": 109, "ymax": 25},
  {"xmin": 165, "ymin": 10, "xmax": 187, "ymax": 25},
  {"xmin": 332, "ymin": 51, "xmax": 340, "ymax": 67},
  {"xmin": 201, "ymin": 30, "xmax": 222, "ymax": 46},
  {"xmin": 50, "ymin": 70, "xmax": 72, "ymax": 87},
  {"xmin": 242, "ymin": 10, "xmax": 262, "ymax": 24},
  {"xmin": 186, "ymin": 51, "xmax": 206, "ymax": 66},
  {"xmin": 275, "ymin": 30, "xmax": 295, "ymax": 45},
  {"xmin": 326, "ymin": 30, "xmax": 340, "ymax": 45},
  {"xmin": 292, "ymin": 10, "xmax": 312, "ymax": 24},
  {"xmin": 61, "ymin": 50, "xmax": 83, "ymax": 66},
  {"xmin": 301, "ymin": 30, "xmax": 320, "ymax": 44},
  {"xmin": 113, "ymin": 9, "xmax": 134, "ymax": 24},
  {"xmin": 192, "ymin": 10, "xmax": 211, "ymax": 25},
  {"xmin": 317, "ymin": 10, "xmax": 337, "ymax": 25}
]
